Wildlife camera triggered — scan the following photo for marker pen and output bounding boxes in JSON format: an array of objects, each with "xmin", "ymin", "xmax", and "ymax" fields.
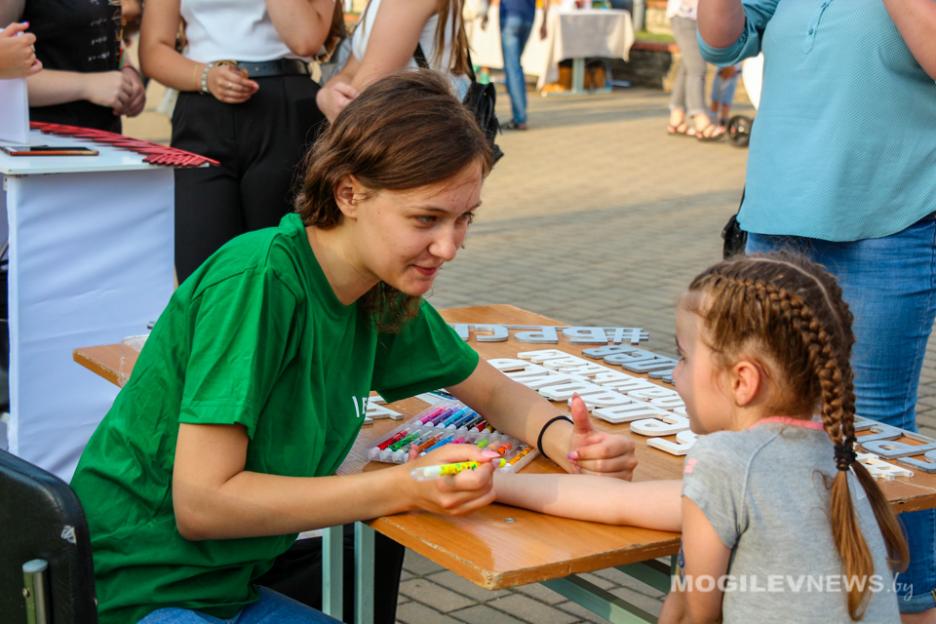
[
  {"xmin": 449, "ymin": 409, "xmax": 478, "ymax": 429},
  {"xmin": 378, "ymin": 430, "xmax": 407, "ymax": 450},
  {"xmin": 441, "ymin": 407, "xmax": 471, "ymax": 427},
  {"xmin": 508, "ymin": 447, "xmax": 533, "ymax": 464},
  {"xmin": 493, "ymin": 442, "xmax": 513, "ymax": 456},
  {"xmin": 461, "ymin": 414, "xmax": 484, "ymax": 430},
  {"xmin": 422, "ymin": 434, "xmax": 455, "ymax": 455},
  {"xmin": 390, "ymin": 431, "xmax": 421, "ymax": 452},
  {"xmin": 429, "ymin": 406, "xmax": 456, "ymax": 425},
  {"xmin": 412, "ymin": 434, "xmax": 443, "ymax": 455},
  {"xmin": 410, "ymin": 458, "xmax": 507, "ymax": 481},
  {"xmin": 419, "ymin": 406, "xmax": 446, "ymax": 424}
]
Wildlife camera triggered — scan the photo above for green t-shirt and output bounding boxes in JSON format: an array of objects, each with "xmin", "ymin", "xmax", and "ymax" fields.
[{"xmin": 71, "ymin": 213, "xmax": 479, "ymax": 623}]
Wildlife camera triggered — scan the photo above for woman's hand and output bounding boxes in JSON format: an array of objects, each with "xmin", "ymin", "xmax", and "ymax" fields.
[
  {"xmin": 316, "ymin": 80, "xmax": 358, "ymax": 122},
  {"xmin": 113, "ymin": 65, "xmax": 146, "ymax": 117},
  {"xmin": 83, "ymin": 70, "xmax": 133, "ymax": 109},
  {"xmin": 207, "ymin": 64, "xmax": 259, "ymax": 104},
  {"xmin": 0, "ymin": 22, "xmax": 41, "ymax": 79},
  {"xmin": 566, "ymin": 394, "xmax": 638, "ymax": 480},
  {"xmin": 402, "ymin": 444, "xmax": 501, "ymax": 516}
]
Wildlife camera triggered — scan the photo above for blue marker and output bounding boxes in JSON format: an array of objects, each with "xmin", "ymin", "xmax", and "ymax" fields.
[
  {"xmin": 430, "ymin": 405, "xmax": 457, "ymax": 425},
  {"xmin": 441, "ymin": 407, "xmax": 471, "ymax": 427},
  {"xmin": 422, "ymin": 434, "xmax": 455, "ymax": 455},
  {"xmin": 449, "ymin": 409, "xmax": 478, "ymax": 429},
  {"xmin": 459, "ymin": 413, "xmax": 483, "ymax": 430}
]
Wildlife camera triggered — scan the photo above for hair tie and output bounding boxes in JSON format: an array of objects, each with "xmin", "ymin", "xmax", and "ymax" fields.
[{"xmin": 834, "ymin": 441, "xmax": 857, "ymax": 471}]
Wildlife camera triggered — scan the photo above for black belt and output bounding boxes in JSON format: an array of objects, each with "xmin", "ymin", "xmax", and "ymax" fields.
[{"xmin": 232, "ymin": 59, "xmax": 310, "ymax": 78}]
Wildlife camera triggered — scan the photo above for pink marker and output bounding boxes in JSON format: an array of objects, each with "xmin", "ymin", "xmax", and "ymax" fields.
[{"xmin": 420, "ymin": 406, "xmax": 445, "ymax": 424}]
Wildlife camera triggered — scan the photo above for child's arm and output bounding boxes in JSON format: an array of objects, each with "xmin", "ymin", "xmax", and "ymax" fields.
[
  {"xmin": 495, "ymin": 472, "xmax": 682, "ymax": 532},
  {"xmin": 681, "ymin": 497, "xmax": 731, "ymax": 624}
]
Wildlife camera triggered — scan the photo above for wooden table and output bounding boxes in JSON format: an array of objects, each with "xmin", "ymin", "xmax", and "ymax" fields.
[{"xmin": 73, "ymin": 304, "xmax": 936, "ymax": 623}]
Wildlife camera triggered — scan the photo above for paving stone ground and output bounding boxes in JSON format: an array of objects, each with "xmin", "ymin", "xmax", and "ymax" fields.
[{"xmin": 117, "ymin": 76, "xmax": 936, "ymax": 624}]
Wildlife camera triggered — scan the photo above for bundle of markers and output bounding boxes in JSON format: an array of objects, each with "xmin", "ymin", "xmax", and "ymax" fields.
[
  {"xmin": 30, "ymin": 121, "xmax": 221, "ymax": 168},
  {"xmin": 367, "ymin": 401, "xmax": 538, "ymax": 473}
]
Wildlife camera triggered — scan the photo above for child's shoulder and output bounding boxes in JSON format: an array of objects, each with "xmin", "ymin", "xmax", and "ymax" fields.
[
  {"xmin": 689, "ymin": 427, "xmax": 774, "ymax": 459},
  {"xmin": 686, "ymin": 427, "xmax": 792, "ymax": 478}
]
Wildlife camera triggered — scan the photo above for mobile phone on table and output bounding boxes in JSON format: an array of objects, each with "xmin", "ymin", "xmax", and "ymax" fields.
[{"xmin": 0, "ymin": 145, "xmax": 99, "ymax": 156}]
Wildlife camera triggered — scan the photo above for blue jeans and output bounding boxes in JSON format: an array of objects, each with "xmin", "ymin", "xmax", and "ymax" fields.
[
  {"xmin": 747, "ymin": 215, "xmax": 936, "ymax": 614},
  {"xmin": 500, "ymin": 10, "xmax": 533, "ymax": 125},
  {"xmin": 138, "ymin": 587, "xmax": 340, "ymax": 623}
]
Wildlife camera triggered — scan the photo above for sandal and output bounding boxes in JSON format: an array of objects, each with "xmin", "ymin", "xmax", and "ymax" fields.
[
  {"xmin": 666, "ymin": 121, "xmax": 690, "ymax": 136},
  {"xmin": 695, "ymin": 123, "xmax": 726, "ymax": 142}
]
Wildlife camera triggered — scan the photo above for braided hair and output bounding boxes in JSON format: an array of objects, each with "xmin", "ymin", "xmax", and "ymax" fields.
[{"xmin": 683, "ymin": 252, "xmax": 908, "ymax": 621}]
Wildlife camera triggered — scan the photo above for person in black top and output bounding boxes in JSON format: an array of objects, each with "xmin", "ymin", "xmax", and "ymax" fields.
[{"xmin": 1, "ymin": 0, "xmax": 145, "ymax": 133}]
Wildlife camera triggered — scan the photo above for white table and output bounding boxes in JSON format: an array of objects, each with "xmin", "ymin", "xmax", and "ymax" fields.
[
  {"xmin": 468, "ymin": 8, "xmax": 635, "ymax": 92},
  {"xmin": 0, "ymin": 128, "xmax": 176, "ymax": 480}
]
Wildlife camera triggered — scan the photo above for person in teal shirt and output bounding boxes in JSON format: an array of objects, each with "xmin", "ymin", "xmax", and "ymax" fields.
[
  {"xmin": 71, "ymin": 71, "xmax": 639, "ymax": 624},
  {"xmin": 698, "ymin": 1, "xmax": 936, "ymax": 620}
]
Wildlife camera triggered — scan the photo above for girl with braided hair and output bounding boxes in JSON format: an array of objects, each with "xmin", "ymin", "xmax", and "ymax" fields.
[{"xmin": 496, "ymin": 252, "xmax": 909, "ymax": 623}]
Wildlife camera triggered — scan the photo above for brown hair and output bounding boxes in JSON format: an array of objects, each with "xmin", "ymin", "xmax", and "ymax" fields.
[
  {"xmin": 684, "ymin": 253, "xmax": 909, "ymax": 621},
  {"xmin": 434, "ymin": 0, "xmax": 470, "ymax": 75},
  {"xmin": 295, "ymin": 70, "xmax": 492, "ymax": 330},
  {"xmin": 317, "ymin": 1, "xmax": 348, "ymax": 64}
]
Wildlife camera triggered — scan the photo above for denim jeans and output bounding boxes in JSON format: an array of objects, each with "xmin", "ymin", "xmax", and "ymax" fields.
[
  {"xmin": 747, "ymin": 215, "xmax": 936, "ymax": 614},
  {"xmin": 138, "ymin": 587, "xmax": 340, "ymax": 623},
  {"xmin": 500, "ymin": 9, "xmax": 534, "ymax": 125}
]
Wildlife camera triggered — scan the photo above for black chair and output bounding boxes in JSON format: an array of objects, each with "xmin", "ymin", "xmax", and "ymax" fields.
[{"xmin": 0, "ymin": 450, "xmax": 97, "ymax": 623}]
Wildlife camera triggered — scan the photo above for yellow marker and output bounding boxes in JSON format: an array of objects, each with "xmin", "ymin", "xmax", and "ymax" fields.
[{"xmin": 410, "ymin": 459, "xmax": 506, "ymax": 481}]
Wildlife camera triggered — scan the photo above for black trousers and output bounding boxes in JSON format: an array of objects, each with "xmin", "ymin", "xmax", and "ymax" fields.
[
  {"xmin": 256, "ymin": 526, "xmax": 405, "ymax": 624},
  {"xmin": 171, "ymin": 75, "xmax": 326, "ymax": 282}
]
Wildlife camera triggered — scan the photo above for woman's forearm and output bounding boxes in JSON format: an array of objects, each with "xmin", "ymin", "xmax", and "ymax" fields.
[
  {"xmin": 266, "ymin": 0, "xmax": 334, "ymax": 57},
  {"xmin": 140, "ymin": 0, "xmax": 203, "ymax": 92},
  {"xmin": 174, "ymin": 463, "xmax": 415, "ymax": 540},
  {"xmin": 697, "ymin": 0, "xmax": 746, "ymax": 48},
  {"xmin": 496, "ymin": 473, "xmax": 683, "ymax": 532},
  {"xmin": 26, "ymin": 69, "xmax": 90, "ymax": 106},
  {"xmin": 883, "ymin": 0, "xmax": 936, "ymax": 79},
  {"xmin": 140, "ymin": 40, "xmax": 202, "ymax": 92}
]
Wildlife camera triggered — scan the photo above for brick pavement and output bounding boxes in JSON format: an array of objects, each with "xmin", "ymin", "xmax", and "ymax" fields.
[{"xmin": 118, "ymin": 79, "xmax": 936, "ymax": 624}]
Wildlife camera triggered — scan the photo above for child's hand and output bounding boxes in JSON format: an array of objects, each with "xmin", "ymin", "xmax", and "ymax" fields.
[
  {"xmin": 0, "ymin": 22, "xmax": 42, "ymax": 79},
  {"xmin": 566, "ymin": 394, "xmax": 638, "ymax": 480},
  {"xmin": 402, "ymin": 444, "xmax": 500, "ymax": 516},
  {"xmin": 659, "ymin": 589, "xmax": 690, "ymax": 624}
]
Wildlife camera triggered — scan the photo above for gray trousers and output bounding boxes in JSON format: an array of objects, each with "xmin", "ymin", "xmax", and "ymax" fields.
[{"xmin": 669, "ymin": 16, "xmax": 708, "ymax": 118}]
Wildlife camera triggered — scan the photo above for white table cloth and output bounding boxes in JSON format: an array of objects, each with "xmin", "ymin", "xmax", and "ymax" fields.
[
  {"xmin": 468, "ymin": 8, "xmax": 635, "ymax": 90},
  {"xmin": 1, "ymin": 129, "xmax": 175, "ymax": 480}
]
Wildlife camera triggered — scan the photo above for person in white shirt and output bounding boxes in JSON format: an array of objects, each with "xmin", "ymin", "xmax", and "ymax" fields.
[
  {"xmin": 140, "ymin": 0, "xmax": 337, "ymax": 282},
  {"xmin": 316, "ymin": 0, "xmax": 471, "ymax": 122}
]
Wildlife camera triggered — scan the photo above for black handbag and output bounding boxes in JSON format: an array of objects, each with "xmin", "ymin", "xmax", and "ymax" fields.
[
  {"xmin": 722, "ymin": 188, "xmax": 748, "ymax": 259},
  {"xmin": 414, "ymin": 44, "xmax": 504, "ymax": 164}
]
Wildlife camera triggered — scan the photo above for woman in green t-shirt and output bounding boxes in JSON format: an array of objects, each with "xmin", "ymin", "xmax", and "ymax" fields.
[{"xmin": 71, "ymin": 70, "xmax": 638, "ymax": 624}]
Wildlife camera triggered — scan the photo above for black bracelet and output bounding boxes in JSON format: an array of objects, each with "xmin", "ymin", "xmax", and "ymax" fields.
[{"xmin": 537, "ymin": 415, "xmax": 574, "ymax": 461}]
